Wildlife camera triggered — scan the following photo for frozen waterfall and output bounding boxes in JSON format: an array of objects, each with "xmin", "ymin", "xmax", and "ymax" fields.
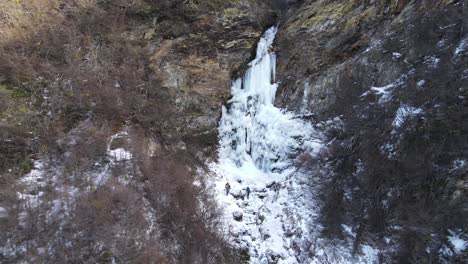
[
  {"xmin": 211, "ymin": 27, "xmax": 323, "ymax": 263},
  {"xmin": 218, "ymin": 27, "xmax": 317, "ymax": 174}
]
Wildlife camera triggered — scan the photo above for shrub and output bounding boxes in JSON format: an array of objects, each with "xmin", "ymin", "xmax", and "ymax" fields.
[
  {"xmin": 17, "ymin": 158, "xmax": 33, "ymax": 174},
  {"xmin": 239, "ymin": 248, "xmax": 250, "ymax": 263}
]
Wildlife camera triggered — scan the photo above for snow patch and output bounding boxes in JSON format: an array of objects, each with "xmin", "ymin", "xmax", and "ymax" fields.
[
  {"xmin": 107, "ymin": 131, "xmax": 132, "ymax": 162},
  {"xmin": 392, "ymin": 104, "xmax": 423, "ymax": 128},
  {"xmin": 448, "ymin": 229, "xmax": 467, "ymax": 254},
  {"xmin": 361, "ymin": 70, "xmax": 415, "ymax": 104},
  {"xmin": 364, "ymin": 39, "xmax": 383, "ymax": 53},
  {"xmin": 454, "ymin": 37, "xmax": 467, "ymax": 56},
  {"xmin": 17, "ymin": 161, "xmax": 46, "ymax": 209},
  {"xmin": 108, "ymin": 148, "xmax": 132, "ymax": 162},
  {"xmin": 417, "ymin": 79, "xmax": 426, "ymax": 89},
  {"xmin": 423, "ymin": 55, "xmax": 440, "ymax": 68},
  {"xmin": 392, "ymin": 52, "xmax": 402, "ymax": 60},
  {"xmin": 451, "ymin": 159, "xmax": 466, "ymax": 170}
]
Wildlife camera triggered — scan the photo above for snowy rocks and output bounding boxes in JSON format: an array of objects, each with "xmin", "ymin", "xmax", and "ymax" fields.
[
  {"xmin": 265, "ymin": 249, "xmax": 282, "ymax": 263},
  {"xmin": 256, "ymin": 214, "xmax": 266, "ymax": 225},
  {"xmin": 284, "ymin": 221, "xmax": 300, "ymax": 237},
  {"xmin": 239, "ymin": 200, "xmax": 250, "ymax": 208},
  {"xmin": 108, "ymin": 131, "xmax": 132, "ymax": 162},
  {"xmin": 392, "ymin": 52, "xmax": 403, "ymax": 60},
  {"xmin": 231, "ymin": 189, "xmax": 245, "ymax": 199},
  {"xmin": 257, "ymin": 192, "xmax": 269, "ymax": 199},
  {"xmin": 266, "ymin": 181, "xmax": 276, "ymax": 188},
  {"xmin": 259, "ymin": 227, "xmax": 271, "ymax": 240},
  {"xmin": 417, "ymin": 80, "xmax": 426, "ymax": 89},
  {"xmin": 233, "ymin": 211, "xmax": 243, "ymax": 221}
]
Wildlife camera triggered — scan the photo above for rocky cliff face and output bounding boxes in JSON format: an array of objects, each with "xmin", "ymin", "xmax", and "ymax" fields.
[
  {"xmin": 148, "ymin": 0, "xmax": 278, "ymax": 157},
  {"xmin": 276, "ymin": 0, "xmax": 466, "ymax": 116},
  {"xmin": 274, "ymin": 0, "xmax": 467, "ymax": 262}
]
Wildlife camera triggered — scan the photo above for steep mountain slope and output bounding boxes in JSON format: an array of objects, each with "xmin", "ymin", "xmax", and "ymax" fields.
[
  {"xmin": 0, "ymin": 0, "xmax": 466, "ymax": 263},
  {"xmin": 0, "ymin": 1, "xmax": 278, "ymax": 263},
  {"xmin": 274, "ymin": 0, "xmax": 468, "ymax": 262}
]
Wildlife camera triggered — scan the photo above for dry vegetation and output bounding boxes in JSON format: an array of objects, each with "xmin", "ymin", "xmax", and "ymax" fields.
[
  {"xmin": 0, "ymin": 0, "xmax": 239, "ymax": 262},
  {"xmin": 314, "ymin": 43, "xmax": 467, "ymax": 264}
]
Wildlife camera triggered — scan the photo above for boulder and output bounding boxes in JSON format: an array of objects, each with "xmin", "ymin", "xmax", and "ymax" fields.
[{"xmin": 233, "ymin": 211, "xmax": 243, "ymax": 221}]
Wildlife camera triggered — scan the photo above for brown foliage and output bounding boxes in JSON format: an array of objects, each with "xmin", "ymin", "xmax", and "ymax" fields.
[{"xmin": 141, "ymin": 152, "xmax": 238, "ymax": 263}]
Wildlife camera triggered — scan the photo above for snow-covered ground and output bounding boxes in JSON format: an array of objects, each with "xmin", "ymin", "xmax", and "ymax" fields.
[
  {"xmin": 15, "ymin": 130, "xmax": 133, "ymax": 212},
  {"xmin": 3, "ymin": 129, "xmax": 137, "ymax": 259},
  {"xmin": 392, "ymin": 104, "xmax": 423, "ymax": 129}
]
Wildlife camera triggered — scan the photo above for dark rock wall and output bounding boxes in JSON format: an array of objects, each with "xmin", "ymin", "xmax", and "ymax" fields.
[
  {"xmin": 148, "ymin": 0, "xmax": 278, "ymax": 156},
  {"xmin": 276, "ymin": 0, "xmax": 466, "ymax": 117},
  {"xmin": 275, "ymin": 0, "xmax": 467, "ymax": 261}
]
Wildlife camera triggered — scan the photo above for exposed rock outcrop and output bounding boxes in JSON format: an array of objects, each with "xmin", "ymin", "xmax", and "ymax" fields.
[
  {"xmin": 274, "ymin": 0, "xmax": 467, "ymax": 262},
  {"xmin": 148, "ymin": 0, "xmax": 279, "ymax": 156},
  {"xmin": 276, "ymin": 0, "xmax": 466, "ymax": 117}
]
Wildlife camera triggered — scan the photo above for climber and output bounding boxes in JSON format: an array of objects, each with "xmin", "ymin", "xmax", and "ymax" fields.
[
  {"xmin": 225, "ymin": 182, "xmax": 231, "ymax": 196},
  {"xmin": 246, "ymin": 186, "xmax": 251, "ymax": 199}
]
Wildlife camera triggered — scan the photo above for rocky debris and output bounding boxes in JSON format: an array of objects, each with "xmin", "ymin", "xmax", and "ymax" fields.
[
  {"xmin": 266, "ymin": 249, "xmax": 282, "ymax": 263},
  {"xmin": 266, "ymin": 181, "xmax": 277, "ymax": 188},
  {"xmin": 211, "ymin": 161, "xmax": 325, "ymax": 263}
]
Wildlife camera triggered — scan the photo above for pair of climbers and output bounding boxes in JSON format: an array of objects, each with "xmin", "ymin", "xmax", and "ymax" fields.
[{"xmin": 225, "ymin": 182, "xmax": 251, "ymax": 199}]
